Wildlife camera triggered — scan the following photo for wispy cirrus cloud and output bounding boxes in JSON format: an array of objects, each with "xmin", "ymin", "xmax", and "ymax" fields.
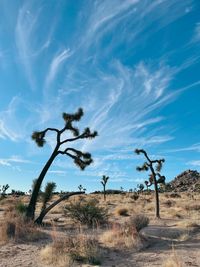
[
  {"xmin": 48, "ymin": 170, "xmax": 67, "ymax": 176},
  {"xmin": 15, "ymin": 3, "xmax": 40, "ymax": 89},
  {"xmin": 0, "ymin": 96, "xmax": 25, "ymax": 141},
  {"xmin": 193, "ymin": 22, "xmax": 200, "ymax": 43},
  {"xmin": 0, "ymin": 155, "xmax": 31, "ymax": 167},
  {"xmin": 165, "ymin": 143, "xmax": 200, "ymax": 153},
  {"xmin": 15, "ymin": 2, "xmax": 59, "ymax": 90},
  {"xmin": 45, "ymin": 49, "xmax": 72, "ymax": 89},
  {"xmin": 187, "ymin": 160, "xmax": 200, "ymax": 167},
  {"xmin": 79, "ymin": 61, "xmax": 175, "ymax": 152}
]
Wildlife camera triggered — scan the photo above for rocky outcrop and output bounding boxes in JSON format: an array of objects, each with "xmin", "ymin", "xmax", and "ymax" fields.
[{"xmin": 168, "ymin": 170, "xmax": 200, "ymax": 192}]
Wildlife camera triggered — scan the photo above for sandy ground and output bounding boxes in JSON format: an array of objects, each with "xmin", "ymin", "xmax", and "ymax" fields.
[{"xmin": 0, "ymin": 193, "xmax": 200, "ymax": 267}]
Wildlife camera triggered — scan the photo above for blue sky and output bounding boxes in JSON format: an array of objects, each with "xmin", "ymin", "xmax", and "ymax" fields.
[{"xmin": 0, "ymin": 0, "xmax": 200, "ymax": 193}]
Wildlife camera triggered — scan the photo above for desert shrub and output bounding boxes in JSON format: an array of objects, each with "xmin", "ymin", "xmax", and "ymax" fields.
[
  {"xmin": 100, "ymin": 222, "xmax": 142, "ymax": 249},
  {"xmin": 41, "ymin": 233, "xmax": 101, "ymax": 266},
  {"xmin": 170, "ymin": 193, "xmax": 181, "ymax": 198},
  {"xmin": 185, "ymin": 204, "xmax": 200, "ymax": 211},
  {"xmin": 15, "ymin": 202, "xmax": 27, "ymax": 215},
  {"xmin": 163, "ymin": 200, "xmax": 175, "ymax": 208},
  {"xmin": 130, "ymin": 193, "xmax": 139, "ymax": 201},
  {"xmin": 116, "ymin": 207, "xmax": 129, "ymax": 216},
  {"xmin": 64, "ymin": 199, "xmax": 108, "ymax": 227},
  {"xmin": 129, "ymin": 214, "xmax": 149, "ymax": 232}
]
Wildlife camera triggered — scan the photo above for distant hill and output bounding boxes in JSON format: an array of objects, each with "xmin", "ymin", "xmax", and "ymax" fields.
[{"xmin": 168, "ymin": 169, "xmax": 200, "ymax": 192}]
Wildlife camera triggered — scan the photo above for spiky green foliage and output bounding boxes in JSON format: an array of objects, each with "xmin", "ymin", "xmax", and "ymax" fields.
[
  {"xmin": 101, "ymin": 175, "xmax": 109, "ymax": 187},
  {"xmin": 41, "ymin": 182, "xmax": 56, "ymax": 211},
  {"xmin": 137, "ymin": 183, "xmax": 144, "ymax": 192},
  {"xmin": 64, "ymin": 199, "xmax": 108, "ymax": 227},
  {"xmin": 26, "ymin": 108, "xmax": 98, "ymax": 220},
  {"xmin": 32, "ymin": 131, "xmax": 46, "ymax": 147}
]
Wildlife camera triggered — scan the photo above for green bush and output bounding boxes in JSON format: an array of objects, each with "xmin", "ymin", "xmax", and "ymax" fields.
[
  {"xmin": 64, "ymin": 199, "xmax": 108, "ymax": 227},
  {"xmin": 15, "ymin": 202, "xmax": 27, "ymax": 215}
]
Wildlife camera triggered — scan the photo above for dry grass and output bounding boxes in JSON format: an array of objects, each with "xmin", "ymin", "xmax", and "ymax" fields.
[
  {"xmin": 185, "ymin": 204, "xmax": 200, "ymax": 211},
  {"xmin": 100, "ymin": 214, "xmax": 148, "ymax": 250},
  {"xmin": 162, "ymin": 248, "xmax": 184, "ymax": 267},
  {"xmin": 40, "ymin": 245, "xmax": 73, "ymax": 267},
  {"xmin": 100, "ymin": 222, "xmax": 142, "ymax": 249},
  {"xmin": 0, "ymin": 208, "xmax": 46, "ymax": 244},
  {"xmin": 40, "ymin": 225, "xmax": 102, "ymax": 266},
  {"xmin": 41, "ymin": 232, "xmax": 101, "ymax": 266}
]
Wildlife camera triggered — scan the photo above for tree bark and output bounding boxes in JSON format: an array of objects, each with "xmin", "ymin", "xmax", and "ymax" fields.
[
  {"xmin": 34, "ymin": 191, "xmax": 85, "ymax": 225},
  {"xmin": 26, "ymin": 147, "xmax": 59, "ymax": 220},
  {"xmin": 103, "ymin": 185, "xmax": 106, "ymax": 201},
  {"xmin": 154, "ymin": 180, "xmax": 160, "ymax": 218},
  {"xmin": 150, "ymin": 166, "xmax": 160, "ymax": 219}
]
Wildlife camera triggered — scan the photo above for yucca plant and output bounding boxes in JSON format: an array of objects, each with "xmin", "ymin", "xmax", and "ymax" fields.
[{"xmin": 41, "ymin": 182, "xmax": 56, "ymax": 212}]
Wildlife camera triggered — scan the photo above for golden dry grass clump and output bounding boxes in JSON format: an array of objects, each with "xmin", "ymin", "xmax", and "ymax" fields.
[
  {"xmin": 162, "ymin": 249, "xmax": 184, "ymax": 267},
  {"xmin": 0, "ymin": 201, "xmax": 46, "ymax": 244},
  {"xmin": 100, "ymin": 214, "xmax": 149, "ymax": 250},
  {"xmin": 40, "ymin": 230, "xmax": 102, "ymax": 267}
]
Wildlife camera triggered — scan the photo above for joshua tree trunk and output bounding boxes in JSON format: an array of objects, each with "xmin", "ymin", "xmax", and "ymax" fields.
[
  {"xmin": 154, "ymin": 180, "xmax": 160, "ymax": 218},
  {"xmin": 26, "ymin": 147, "xmax": 59, "ymax": 220},
  {"xmin": 150, "ymin": 166, "xmax": 160, "ymax": 219},
  {"xmin": 103, "ymin": 185, "xmax": 105, "ymax": 201},
  {"xmin": 34, "ymin": 191, "xmax": 84, "ymax": 225}
]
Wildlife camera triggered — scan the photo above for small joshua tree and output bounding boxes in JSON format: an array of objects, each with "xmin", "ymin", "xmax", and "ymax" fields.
[
  {"xmin": 135, "ymin": 149, "xmax": 165, "ymax": 218},
  {"xmin": 26, "ymin": 108, "xmax": 97, "ymax": 220},
  {"xmin": 78, "ymin": 184, "xmax": 86, "ymax": 192},
  {"xmin": 0, "ymin": 184, "xmax": 9, "ymax": 198},
  {"xmin": 137, "ymin": 183, "xmax": 144, "ymax": 193},
  {"xmin": 101, "ymin": 175, "xmax": 109, "ymax": 201},
  {"xmin": 41, "ymin": 182, "xmax": 56, "ymax": 213}
]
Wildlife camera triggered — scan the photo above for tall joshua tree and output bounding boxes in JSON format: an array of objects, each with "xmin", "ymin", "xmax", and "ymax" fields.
[
  {"xmin": 101, "ymin": 175, "xmax": 109, "ymax": 201},
  {"xmin": 26, "ymin": 108, "xmax": 97, "ymax": 220},
  {"xmin": 135, "ymin": 149, "xmax": 165, "ymax": 218}
]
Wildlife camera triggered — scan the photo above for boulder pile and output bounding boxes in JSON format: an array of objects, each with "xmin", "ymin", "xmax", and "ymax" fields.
[{"xmin": 169, "ymin": 169, "xmax": 200, "ymax": 192}]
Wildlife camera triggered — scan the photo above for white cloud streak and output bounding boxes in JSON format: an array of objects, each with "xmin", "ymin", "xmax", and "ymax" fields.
[
  {"xmin": 0, "ymin": 155, "xmax": 31, "ymax": 167},
  {"xmin": 45, "ymin": 49, "xmax": 72, "ymax": 89},
  {"xmin": 187, "ymin": 160, "xmax": 200, "ymax": 167},
  {"xmin": 193, "ymin": 22, "xmax": 200, "ymax": 43}
]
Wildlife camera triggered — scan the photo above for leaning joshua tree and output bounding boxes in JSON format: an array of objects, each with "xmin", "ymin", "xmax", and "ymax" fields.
[
  {"xmin": 135, "ymin": 149, "xmax": 165, "ymax": 218},
  {"xmin": 26, "ymin": 108, "xmax": 97, "ymax": 220},
  {"xmin": 101, "ymin": 175, "xmax": 109, "ymax": 201}
]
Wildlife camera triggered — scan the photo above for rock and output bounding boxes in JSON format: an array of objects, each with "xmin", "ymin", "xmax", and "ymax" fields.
[{"xmin": 168, "ymin": 170, "xmax": 200, "ymax": 192}]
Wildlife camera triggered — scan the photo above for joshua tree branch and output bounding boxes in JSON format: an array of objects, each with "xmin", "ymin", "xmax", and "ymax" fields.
[{"xmin": 35, "ymin": 191, "xmax": 85, "ymax": 225}]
